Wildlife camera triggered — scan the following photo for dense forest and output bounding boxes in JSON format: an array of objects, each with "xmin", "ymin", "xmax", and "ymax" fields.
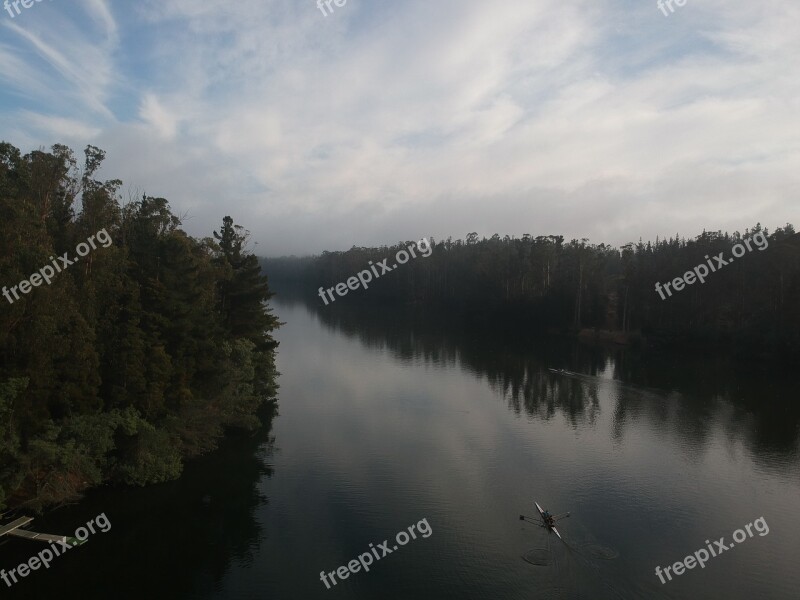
[
  {"xmin": 0, "ymin": 142, "xmax": 279, "ymax": 511},
  {"xmin": 264, "ymin": 226, "xmax": 800, "ymax": 357}
]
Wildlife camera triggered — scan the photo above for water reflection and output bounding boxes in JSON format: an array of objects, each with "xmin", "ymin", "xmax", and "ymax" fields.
[{"xmin": 286, "ymin": 288, "xmax": 800, "ymax": 468}]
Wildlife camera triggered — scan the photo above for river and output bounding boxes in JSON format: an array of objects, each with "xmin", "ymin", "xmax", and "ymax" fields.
[{"xmin": 4, "ymin": 293, "xmax": 799, "ymax": 599}]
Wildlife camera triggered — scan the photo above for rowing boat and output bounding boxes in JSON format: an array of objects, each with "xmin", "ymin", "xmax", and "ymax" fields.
[{"xmin": 535, "ymin": 501, "xmax": 562, "ymax": 540}]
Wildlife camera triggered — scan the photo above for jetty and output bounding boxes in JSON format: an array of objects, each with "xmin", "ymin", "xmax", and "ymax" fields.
[{"xmin": 0, "ymin": 516, "xmax": 70, "ymax": 544}]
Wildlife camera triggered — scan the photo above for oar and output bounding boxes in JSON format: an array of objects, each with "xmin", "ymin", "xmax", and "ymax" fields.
[
  {"xmin": 553, "ymin": 512, "xmax": 570, "ymax": 522},
  {"xmin": 519, "ymin": 515, "xmax": 545, "ymax": 527}
]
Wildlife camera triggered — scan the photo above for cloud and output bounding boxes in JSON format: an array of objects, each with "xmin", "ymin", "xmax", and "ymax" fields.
[
  {"xmin": 0, "ymin": 0, "xmax": 797, "ymax": 254},
  {"xmin": 138, "ymin": 93, "xmax": 179, "ymax": 139}
]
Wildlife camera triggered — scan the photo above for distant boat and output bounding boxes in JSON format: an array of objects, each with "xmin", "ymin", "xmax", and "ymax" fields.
[{"xmin": 547, "ymin": 367, "xmax": 582, "ymax": 377}]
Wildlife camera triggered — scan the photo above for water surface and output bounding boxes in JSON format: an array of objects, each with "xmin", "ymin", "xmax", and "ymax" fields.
[{"xmin": 5, "ymin": 295, "xmax": 798, "ymax": 599}]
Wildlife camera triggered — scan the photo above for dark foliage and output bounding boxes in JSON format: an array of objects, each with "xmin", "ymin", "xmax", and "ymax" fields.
[
  {"xmin": 264, "ymin": 227, "xmax": 800, "ymax": 357},
  {"xmin": 0, "ymin": 142, "xmax": 279, "ymax": 510}
]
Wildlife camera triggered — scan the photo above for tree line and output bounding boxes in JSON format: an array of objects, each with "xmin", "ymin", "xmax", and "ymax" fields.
[
  {"xmin": 0, "ymin": 142, "xmax": 279, "ymax": 511},
  {"xmin": 264, "ymin": 226, "xmax": 800, "ymax": 357}
]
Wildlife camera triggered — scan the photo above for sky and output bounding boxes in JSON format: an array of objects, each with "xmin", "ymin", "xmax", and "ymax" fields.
[{"xmin": 0, "ymin": 0, "xmax": 798, "ymax": 255}]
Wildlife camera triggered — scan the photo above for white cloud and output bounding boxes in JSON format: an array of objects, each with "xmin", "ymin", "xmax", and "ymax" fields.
[
  {"xmin": 139, "ymin": 93, "xmax": 178, "ymax": 139},
  {"xmin": 0, "ymin": 0, "xmax": 798, "ymax": 254}
]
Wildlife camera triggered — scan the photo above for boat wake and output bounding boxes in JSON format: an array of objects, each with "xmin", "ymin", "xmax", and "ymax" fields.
[
  {"xmin": 577, "ymin": 543, "xmax": 619, "ymax": 560},
  {"xmin": 521, "ymin": 548, "xmax": 550, "ymax": 566}
]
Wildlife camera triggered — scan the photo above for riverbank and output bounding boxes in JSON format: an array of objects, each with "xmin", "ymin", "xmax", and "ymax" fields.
[{"xmin": 3, "ymin": 400, "xmax": 278, "ymax": 514}]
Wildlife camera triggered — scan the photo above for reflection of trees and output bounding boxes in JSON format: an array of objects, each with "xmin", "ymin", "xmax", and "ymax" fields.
[
  {"xmin": 282, "ymin": 287, "xmax": 799, "ymax": 465},
  {"xmin": 15, "ymin": 407, "xmax": 278, "ymax": 600},
  {"xmin": 611, "ymin": 349, "xmax": 800, "ymax": 458},
  {"xmin": 484, "ymin": 359, "xmax": 602, "ymax": 429}
]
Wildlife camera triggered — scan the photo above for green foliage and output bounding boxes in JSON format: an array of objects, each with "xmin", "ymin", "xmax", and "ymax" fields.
[
  {"xmin": 217, "ymin": 339, "xmax": 261, "ymax": 431},
  {"xmin": 115, "ymin": 420, "xmax": 184, "ymax": 486},
  {"xmin": 214, "ymin": 216, "xmax": 280, "ymax": 348},
  {"xmin": 0, "ymin": 378, "xmax": 27, "ymax": 510},
  {"xmin": 0, "ymin": 142, "xmax": 280, "ymax": 509}
]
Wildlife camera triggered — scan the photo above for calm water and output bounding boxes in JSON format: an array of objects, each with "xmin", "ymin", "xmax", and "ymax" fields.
[{"xmin": 4, "ymin": 295, "xmax": 799, "ymax": 599}]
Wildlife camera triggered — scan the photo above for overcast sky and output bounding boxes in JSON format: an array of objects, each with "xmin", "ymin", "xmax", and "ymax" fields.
[{"xmin": 1, "ymin": 0, "xmax": 798, "ymax": 255}]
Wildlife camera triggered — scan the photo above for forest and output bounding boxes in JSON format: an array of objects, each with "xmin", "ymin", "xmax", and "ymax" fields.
[
  {"xmin": 0, "ymin": 142, "xmax": 279, "ymax": 511},
  {"xmin": 264, "ymin": 226, "xmax": 800, "ymax": 358}
]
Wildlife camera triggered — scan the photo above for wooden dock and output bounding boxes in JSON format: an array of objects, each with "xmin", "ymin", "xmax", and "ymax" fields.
[
  {"xmin": 0, "ymin": 516, "xmax": 71, "ymax": 545},
  {"xmin": 0, "ymin": 517, "xmax": 33, "ymax": 538},
  {"xmin": 6, "ymin": 529, "xmax": 68, "ymax": 544}
]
